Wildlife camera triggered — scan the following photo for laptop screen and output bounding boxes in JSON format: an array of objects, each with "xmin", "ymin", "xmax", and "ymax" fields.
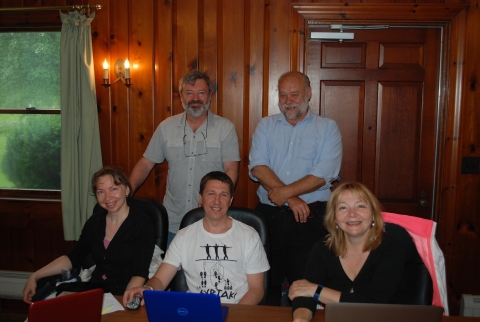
[
  {"xmin": 143, "ymin": 290, "xmax": 228, "ymax": 322},
  {"xmin": 324, "ymin": 302, "xmax": 444, "ymax": 322}
]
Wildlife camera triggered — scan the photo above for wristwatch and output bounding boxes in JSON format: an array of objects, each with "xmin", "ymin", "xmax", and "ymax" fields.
[{"xmin": 313, "ymin": 284, "xmax": 324, "ymax": 302}]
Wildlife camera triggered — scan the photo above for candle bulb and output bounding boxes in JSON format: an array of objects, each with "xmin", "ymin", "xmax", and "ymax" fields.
[
  {"xmin": 124, "ymin": 59, "xmax": 130, "ymax": 78},
  {"xmin": 103, "ymin": 59, "xmax": 109, "ymax": 80}
]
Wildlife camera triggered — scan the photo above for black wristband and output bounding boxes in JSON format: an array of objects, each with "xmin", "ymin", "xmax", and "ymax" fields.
[{"xmin": 313, "ymin": 284, "xmax": 323, "ymax": 302}]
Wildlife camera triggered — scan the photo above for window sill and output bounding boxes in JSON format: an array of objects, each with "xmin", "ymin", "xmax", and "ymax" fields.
[{"xmin": 0, "ymin": 189, "xmax": 61, "ymax": 202}]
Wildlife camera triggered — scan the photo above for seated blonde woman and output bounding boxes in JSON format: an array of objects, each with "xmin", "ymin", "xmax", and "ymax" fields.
[{"xmin": 289, "ymin": 182, "xmax": 407, "ymax": 322}]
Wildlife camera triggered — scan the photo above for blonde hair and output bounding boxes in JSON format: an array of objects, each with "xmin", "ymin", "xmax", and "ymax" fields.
[{"xmin": 324, "ymin": 182, "xmax": 384, "ymax": 257}]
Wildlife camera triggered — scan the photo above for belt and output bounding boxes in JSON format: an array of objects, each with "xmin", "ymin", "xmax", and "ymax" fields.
[{"xmin": 280, "ymin": 201, "xmax": 326, "ymax": 219}]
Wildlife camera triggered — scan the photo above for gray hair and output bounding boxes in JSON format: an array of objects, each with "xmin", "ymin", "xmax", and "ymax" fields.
[{"xmin": 179, "ymin": 71, "xmax": 214, "ymax": 94}]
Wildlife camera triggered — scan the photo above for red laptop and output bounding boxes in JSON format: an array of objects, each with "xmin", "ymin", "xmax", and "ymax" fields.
[{"xmin": 28, "ymin": 288, "xmax": 104, "ymax": 322}]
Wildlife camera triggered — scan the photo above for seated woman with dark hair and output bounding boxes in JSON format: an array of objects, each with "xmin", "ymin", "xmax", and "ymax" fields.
[
  {"xmin": 289, "ymin": 182, "xmax": 406, "ymax": 322},
  {"xmin": 23, "ymin": 167, "xmax": 155, "ymax": 303}
]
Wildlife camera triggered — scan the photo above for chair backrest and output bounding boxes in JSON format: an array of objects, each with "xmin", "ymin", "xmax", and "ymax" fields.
[
  {"xmin": 169, "ymin": 206, "xmax": 270, "ymax": 305},
  {"xmin": 93, "ymin": 197, "xmax": 169, "ymax": 255},
  {"xmin": 129, "ymin": 198, "xmax": 169, "ymax": 254},
  {"xmin": 384, "ymin": 222, "xmax": 433, "ymax": 305}
]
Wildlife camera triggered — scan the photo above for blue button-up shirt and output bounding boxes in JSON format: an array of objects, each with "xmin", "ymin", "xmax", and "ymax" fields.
[{"xmin": 248, "ymin": 108, "xmax": 342, "ymax": 205}]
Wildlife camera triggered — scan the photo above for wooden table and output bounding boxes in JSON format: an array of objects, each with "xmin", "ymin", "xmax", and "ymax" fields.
[{"xmin": 102, "ymin": 298, "xmax": 480, "ymax": 322}]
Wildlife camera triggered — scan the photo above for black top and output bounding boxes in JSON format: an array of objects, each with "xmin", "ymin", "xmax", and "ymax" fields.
[
  {"xmin": 292, "ymin": 232, "xmax": 407, "ymax": 315},
  {"xmin": 66, "ymin": 207, "xmax": 155, "ymax": 295}
]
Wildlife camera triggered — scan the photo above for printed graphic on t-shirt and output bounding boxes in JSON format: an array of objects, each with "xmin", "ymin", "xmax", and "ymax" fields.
[{"xmin": 196, "ymin": 243, "xmax": 237, "ymax": 301}]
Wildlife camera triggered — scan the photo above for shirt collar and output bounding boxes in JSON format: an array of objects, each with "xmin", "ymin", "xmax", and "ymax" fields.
[{"xmin": 178, "ymin": 110, "xmax": 213, "ymax": 130}]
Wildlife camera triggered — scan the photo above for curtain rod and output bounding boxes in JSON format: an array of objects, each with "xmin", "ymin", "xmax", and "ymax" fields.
[{"xmin": 0, "ymin": 4, "xmax": 102, "ymax": 12}]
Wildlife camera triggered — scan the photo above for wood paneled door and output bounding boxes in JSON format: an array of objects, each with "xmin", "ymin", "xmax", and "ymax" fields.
[{"xmin": 306, "ymin": 25, "xmax": 442, "ymax": 219}]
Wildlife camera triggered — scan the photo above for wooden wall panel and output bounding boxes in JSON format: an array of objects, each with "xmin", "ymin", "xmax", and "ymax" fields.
[
  {"xmin": 152, "ymin": 0, "xmax": 173, "ymax": 203},
  {"xmin": 202, "ymin": 0, "xmax": 219, "ymax": 90},
  {"xmin": 172, "ymin": 0, "xmax": 199, "ymax": 117},
  {"xmin": 219, "ymin": 0, "xmax": 246, "ymax": 207},
  {"xmin": 128, "ymin": 0, "xmax": 155, "ymax": 199},
  {"xmin": 441, "ymin": 1, "xmax": 480, "ymax": 313},
  {"xmin": 245, "ymin": 0, "xmax": 266, "ymax": 209},
  {"xmin": 93, "ymin": 0, "xmax": 113, "ymax": 167},
  {"xmin": 0, "ymin": 201, "xmax": 74, "ymax": 271},
  {"xmin": 267, "ymin": 0, "xmax": 291, "ymax": 116},
  {"xmin": 110, "ymin": 0, "xmax": 131, "ymax": 173}
]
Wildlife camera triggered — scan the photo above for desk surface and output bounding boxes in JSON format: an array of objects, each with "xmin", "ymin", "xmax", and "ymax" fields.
[{"xmin": 102, "ymin": 297, "xmax": 480, "ymax": 322}]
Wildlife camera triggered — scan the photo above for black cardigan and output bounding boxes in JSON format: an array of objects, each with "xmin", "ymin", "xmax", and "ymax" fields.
[
  {"xmin": 292, "ymin": 233, "xmax": 407, "ymax": 315},
  {"xmin": 66, "ymin": 206, "xmax": 155, "ymax": 295}
]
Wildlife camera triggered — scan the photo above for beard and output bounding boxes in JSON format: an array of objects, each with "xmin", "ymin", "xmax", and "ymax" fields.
[
  {"xmin": 182, "ymin": 100, "xmax": 210, "ymax": 117},
  {"xmin": 279, "ymin": 96, "xmax": 309, "ymax": 121}
]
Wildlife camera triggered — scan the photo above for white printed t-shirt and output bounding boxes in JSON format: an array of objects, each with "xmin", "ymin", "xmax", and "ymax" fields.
[{"xmin": 164, "ymin": 218, "xmax": 270, "ymax": 303}]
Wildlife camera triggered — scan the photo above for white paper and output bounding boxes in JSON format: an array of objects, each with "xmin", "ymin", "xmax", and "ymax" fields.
[{"xmin": 102, "ymin": 292, "xmax": 125, "ymax": 314}]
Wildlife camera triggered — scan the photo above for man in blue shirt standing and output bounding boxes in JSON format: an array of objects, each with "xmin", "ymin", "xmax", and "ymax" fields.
[{"xmin": 248, "ymin": 71, "xmax": 342, "ymax": 306}]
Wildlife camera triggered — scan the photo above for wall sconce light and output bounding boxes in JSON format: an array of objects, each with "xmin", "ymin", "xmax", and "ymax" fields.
[{"xmin": 101, "ymin": 58, "xmax": 132, "ymax": 88}]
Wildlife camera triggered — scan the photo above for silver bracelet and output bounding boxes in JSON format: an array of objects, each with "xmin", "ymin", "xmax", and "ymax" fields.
[{"xmin": 143, "ymin": 284, "xmax": 153, "ymax": 291}]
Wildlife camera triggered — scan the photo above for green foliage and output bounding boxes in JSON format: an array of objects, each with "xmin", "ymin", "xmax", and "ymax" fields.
[
  {"xmin": 0, "ymin": 31, "xmax": 61, "ymax": 189},
  {"xmin": 0, "ymin": 32, "xmax": 60, "ymax": 109},
  {"xmin": 1, "ymin": 115, "xmax": 61, "ymax": 189}
]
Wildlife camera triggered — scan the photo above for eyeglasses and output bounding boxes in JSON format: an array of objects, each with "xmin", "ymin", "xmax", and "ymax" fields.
[{"xmin": 183, "ymin": 115, "xmax": 208, "ymax": 157}]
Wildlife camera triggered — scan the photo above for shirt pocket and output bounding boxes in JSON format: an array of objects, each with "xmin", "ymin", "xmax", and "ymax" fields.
[
  {"xmin": 165, "ymin": 139, "xmax": 184, "ymax": 161},
  {"xmin": 297, "ymin": 137, "xmax": 318, "ymax": 160},
  {"xmin": 202, "ymin": 139, "xmax": 222, "ymax": 161}
]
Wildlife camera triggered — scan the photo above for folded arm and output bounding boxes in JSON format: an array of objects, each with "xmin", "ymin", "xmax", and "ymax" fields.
[
  {"xmin": 23, "ymin": 255, "xmax": 73, "ymax": 304},
  {"xmin": 251, "ymin": 165, "xmax": 325, "ymax": 222}
]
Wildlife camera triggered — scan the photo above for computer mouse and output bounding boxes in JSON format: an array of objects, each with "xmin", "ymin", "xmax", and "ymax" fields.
[{"xmin": 126, "ymin": 295, "xmax": 141, "ymax": 310}]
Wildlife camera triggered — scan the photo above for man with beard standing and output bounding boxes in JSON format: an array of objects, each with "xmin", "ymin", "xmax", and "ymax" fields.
[
  {"xmin": 248, "ymin": 71, "xmax": 342, "ymax": 306},
  {"xmin": 130, "ymin": 71, "xmax": 240, "ymax": 246}
]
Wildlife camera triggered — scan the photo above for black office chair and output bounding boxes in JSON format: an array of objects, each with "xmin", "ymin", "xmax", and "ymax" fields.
[
  {"xmin": 384, "ymin": 222, "xmax": 433, "ymax": 305},
  {"xmin": 169, "ymin": 206, "xmax": 270, "ymax": 305}
]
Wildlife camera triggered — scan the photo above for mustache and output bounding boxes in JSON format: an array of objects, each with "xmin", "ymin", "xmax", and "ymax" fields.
[
  {"xmin": 280, "ymin": 103, "xmax": 298, "ymax": 109},
  {"xmin": 188, "ymin": 100, "xmax": 204, "ymax": 106}
]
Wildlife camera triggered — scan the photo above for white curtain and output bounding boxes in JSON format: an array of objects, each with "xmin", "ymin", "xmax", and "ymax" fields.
[{"xmin": 60, "ymin": 11, "xmax": 103, "ymax": 240}]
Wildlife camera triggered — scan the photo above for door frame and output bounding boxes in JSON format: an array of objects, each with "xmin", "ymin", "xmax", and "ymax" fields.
[{"xmin": 289, "ymin": 3, "xmax": 467, "ymax": 223}]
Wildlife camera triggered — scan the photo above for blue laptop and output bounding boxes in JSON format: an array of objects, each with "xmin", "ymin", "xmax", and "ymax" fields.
[{"xmin": 143, "ymin": 290, "xmax": 229, "ymax": 322}]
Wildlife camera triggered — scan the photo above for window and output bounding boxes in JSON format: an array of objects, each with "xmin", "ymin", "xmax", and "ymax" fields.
[{"xmin": 0, "ymin": 31, "xmax": 61, "ymax": 192}]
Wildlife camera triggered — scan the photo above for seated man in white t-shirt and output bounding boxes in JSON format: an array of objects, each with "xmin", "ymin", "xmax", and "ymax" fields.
[{"xmin": 123, "ymin": 171, "xmax": 270, "ymax": 306}]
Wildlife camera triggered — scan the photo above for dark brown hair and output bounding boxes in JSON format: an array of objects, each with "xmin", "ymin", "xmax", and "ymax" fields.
[
  {"xmin": 91, "ymin": 166, "xmax": 131, "ymax": 195},
  {"xmin": 199, "ymin": 171, "xmax": 234, "ymax": 197}
]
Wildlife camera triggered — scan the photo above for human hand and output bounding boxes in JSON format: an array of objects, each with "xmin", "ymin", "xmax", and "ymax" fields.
[
  {"xmin": 293, "ymin": 319, "xmax": 311, "ymax": 322},
  {"xmin": 289, "ymin": 279, "xmax": 317, "ymax": 300},
  {"xmin": 287, "ymin": 197, "xmax": 310, "ymax": 223},
  {"xmin": 267, "ymin": 186, "xmax": 290, "ymax": 206},
  {"xmin": 123, "ymin": 287, "xmax": 145, "ymax": 307},
  {"xmin": 23, "ymin": 275, "xmax": 37, "ymax": 304}
]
